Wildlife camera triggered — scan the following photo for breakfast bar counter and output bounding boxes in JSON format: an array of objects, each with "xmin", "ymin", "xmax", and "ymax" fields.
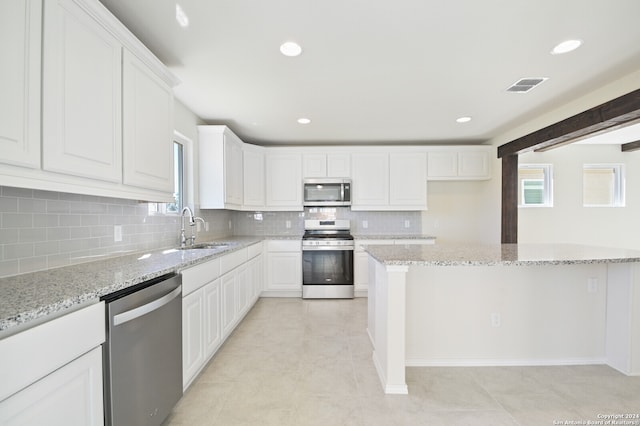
[{"xmin": 364, "ymin": 243, "xmax": 640, "ymax": 394}]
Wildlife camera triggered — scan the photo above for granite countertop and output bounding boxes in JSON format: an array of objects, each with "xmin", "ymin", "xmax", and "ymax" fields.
[
  {"xmin": 353, "ymin": 234, "xmax": 436, "ymax": 240},
  {"xmin": 0, "ymin": 237, "xmax": 262, "ymax": 335},
  {"xmin": 365, "ymin": 243, "xmax": 640, "ymax": 267}
]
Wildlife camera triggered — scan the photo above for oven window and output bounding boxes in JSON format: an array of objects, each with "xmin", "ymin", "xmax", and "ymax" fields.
[{"xmin": 303, "ymin": 250, "xmax": 353, "ymax": 285}]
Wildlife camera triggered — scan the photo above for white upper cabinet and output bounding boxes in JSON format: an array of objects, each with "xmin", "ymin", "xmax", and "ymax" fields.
[
  {"xmin": 302, "ymin": 152, "xmax": 351, "ymax": 178},
  {"xmin": 198, "ymin": 125, "xmax": 244, "ymax": 209},
  {"xmin": 265, "ymin": 152, "xmax": 303, "ymax": 210},
  {"xmin": 389, "ymin": 152, "xmax": 427, "ymax": 208},
  {"xmin": 42, "ymin": 0, "xmax": 122, "ymax": 182},
  {"xmin": 427, "ymin": 147, "xmax": 492, "ymax": 180},
  {"xmin": 458, "ymin": 149, "xmax": 491, "ymax": 178},
  {"xmin": 0, "ymin": 0, "xmax": 41, "ymax": 169},
  {"xmin": 351, "ymin": 152, "xmax": 389, "ymax": 209},
  {"xmin": 243, "ymin": 144, "xmax": 265, "ymax": 209},
  {"xmin": 352, "ymin": 150, "xmax": 427, "ymax": 210},
  {"xmin": 122, "ymin": 49, "xmax": 174, "ymax": 192}
]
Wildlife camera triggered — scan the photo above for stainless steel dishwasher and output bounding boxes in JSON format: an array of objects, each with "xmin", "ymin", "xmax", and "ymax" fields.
[{"xmin": 101, "ymin": 272, "xmax": 183, "ymax": 426}]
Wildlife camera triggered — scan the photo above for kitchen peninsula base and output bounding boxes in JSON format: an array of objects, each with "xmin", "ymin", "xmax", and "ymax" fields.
[{"xmin": 365, "ymin": 244, "xmax": 640, "ymax": 394}]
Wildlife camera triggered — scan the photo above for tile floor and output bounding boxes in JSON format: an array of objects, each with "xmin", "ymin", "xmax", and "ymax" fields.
[{"xmin": 164, "ymin": 298, "xmax": 640, "ymax": 426}]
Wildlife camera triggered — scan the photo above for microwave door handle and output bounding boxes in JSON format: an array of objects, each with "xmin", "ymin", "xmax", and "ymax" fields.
[{"xmin": 341, "ymin": 184, "xmax": 344, "ymax": 201}]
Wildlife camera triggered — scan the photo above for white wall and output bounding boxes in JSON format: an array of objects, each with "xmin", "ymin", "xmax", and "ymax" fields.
[
  {"xmin": 421, "ymin": 173, "xmax": 501, "ymax": 244},
  {"xmin": 519, "ymin": 144, "xmax": 640, "ymax": 250},
  {"xmin": 487, "ymin": 69, "xmax": 640, "ymax": 248}
]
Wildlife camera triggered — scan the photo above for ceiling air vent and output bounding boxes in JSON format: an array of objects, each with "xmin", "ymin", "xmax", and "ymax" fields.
[{"xmin": 507, "ymin": 77, "xmax": 548, "ymax": 93}]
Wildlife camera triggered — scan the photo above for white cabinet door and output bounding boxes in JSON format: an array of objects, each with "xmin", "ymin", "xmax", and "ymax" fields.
[
  {"xmin": 198, "ymin": 125, "xmax": 244, "ymax": 209},
  {"xmin": 327, "ymin": 153, "xmax": 351, "ymax": 177},
  {"xmin": 203, "ymin": 279, "xmax": 221, "ymax": 358},
  {"xmin": 0, "ymin": 347, "xmax": 103, "ymax": 426},
  {"xmin": 303, "ymin": 153, "xmax": 351, "ymax": 178},
  {"xmin": 236, "ymin": 265, "xmax": 250, "ymax": 316},
  {"xmin": 182, "ymin": 289, "xmax": 204, "ymax": 388},
  {"xmin": 221, "ymin": 272, "xmax": 237, "ymax": 337},
  {"xmin": 427, "ymin": 151, "xmax": 458, "ymax": 178},
  {"xmin": 0, "ymin": 0, "xmax": 41, "ymax": 169},
  {"xmin": 243, "ymin": 145, "xmax": 265, "ymax": 209},
  {"xmin": 389, "ymin": 152, "xmax": 427, "ymax": 209},
  {"xmin": 458, "ymin": 150, "xmax": 491, "ymax": 178},
  {"xmin": 266, "ymin": 252, "xmax": 302, "ymax": 292},
  {"xmin": 122, "ymin": 49, "xmax": 174, "ymax": 192},
  {"xmin": 303, "ymin": 154, "xmax": 327, "ymax": 178},
  {"xmin": 224, "ymin": 135, "xmax": 243, "ymax": 206},
  {"xmin": 42, "ymin": 0, "xmax": 122, "ymax": 182},
  {"xmin": 265, "ymin": 153, "xmax": 303, "ymax": 210},
  {"xmin": 351, "ymin": 153, "xmax": 389, "ymax": 209}
]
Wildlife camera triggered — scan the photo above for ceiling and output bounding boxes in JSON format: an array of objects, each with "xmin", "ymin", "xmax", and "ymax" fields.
[{"xmin": 98, "ymin": 0, "xmax": 640, "ymax": 146}]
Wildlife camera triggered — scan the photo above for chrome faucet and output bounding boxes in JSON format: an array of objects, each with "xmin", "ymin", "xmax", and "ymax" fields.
[
  {"xmin": 180, "ymin": 207, "xmax": 205, "ymax": 248},
  {"xmin": 180, "ymin": 207, "xmax": 195, "ymax": 248}
]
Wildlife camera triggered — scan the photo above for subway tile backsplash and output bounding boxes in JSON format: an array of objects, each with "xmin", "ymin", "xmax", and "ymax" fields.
[
  {"xmin": 0, "ymin": 186, "xmax": 232, "ymax": 278},
  {"xmin": 1, "ymin": 185, "xmax": 422, "ymax": 278}
]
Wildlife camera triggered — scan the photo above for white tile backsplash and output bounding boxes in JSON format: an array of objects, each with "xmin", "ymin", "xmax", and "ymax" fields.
[
  {"xmin": 0, "ymin": 186, "xmax": 233, "ymax": 278},
  {"xmin": 1, "ymin": 185, "xmax": 423, "ymax": 278}
]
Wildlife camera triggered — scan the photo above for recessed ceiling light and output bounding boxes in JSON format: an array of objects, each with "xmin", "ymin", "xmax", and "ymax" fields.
[
  {"xmin": 551, "ymin": 39, "xmax": 582, "ymax": 55},
  {"xmin": 297, "ymin": 118, "xmax": 311, "ymax": 124},
  {"xmin": 456, "ymin": 116, "xmax": 472, "ymax": 123},
  {"xmin": 175, "ymin": 4, "xmax": 189, "ymax": 27},
  {"xmin": 280, "ymin": 42, "xmax": 302, "ymax": 57}
]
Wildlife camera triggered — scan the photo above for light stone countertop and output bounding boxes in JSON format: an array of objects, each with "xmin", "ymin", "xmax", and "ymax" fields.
[
  {"xmin": 0, "ymin": 236, "xmax": 262, "ymax": 335},
  {"xmin": 352, "ymin": 234, "xmax": 436, "ymax": 241},
  {"xmin": 365, "ymin": 243, "xmax": 640, "ymax": 267}
]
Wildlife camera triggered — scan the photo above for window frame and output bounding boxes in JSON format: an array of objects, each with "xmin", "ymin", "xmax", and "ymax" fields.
[
  {"xmin": 148, "ymin": 131, "xmax": 194, "ymax": 215},
  {"xmin": 518, "ymin": 164, "xmax": 553, "ymax": 208},
  {"xmin": 582, "ymin": 163, "xmax": 625, "ymax": 208}
]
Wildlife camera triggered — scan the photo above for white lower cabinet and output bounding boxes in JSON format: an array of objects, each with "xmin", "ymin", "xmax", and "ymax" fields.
[
  {"xmin": 264, "ymin": 240, "xmax": 302, "ymax": 297},
  {"xmin": 181, "ymin": 243, "xmax": 263, "ymax": 390},
  {"xmin": 0, "ymin": 347, "xmax": 103, "ymax": 426},
  {"xmin": 0, "ymin": 302, "xmax": 105, "ymax": 425}
]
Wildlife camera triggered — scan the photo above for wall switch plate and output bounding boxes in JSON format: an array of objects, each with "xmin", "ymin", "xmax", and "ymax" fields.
[
  {"xmin": 196, "ymin": 221, "xmax": 202, "ymax": 232},
  {"xmin": 587, "ymin": 277, "xmax": 598, "ymax": 293},
  {"xmin": 205, "ymin": 222, "xmax": 210, "ymax": 232},
  {"xmin": 404, "ymin": 220, "xmax": 411, "ymax": 228},
  {"xmin": 362, "ymin": 220, "xmax": 368, "ymax": 229},
  {"xmin": 286, "ymin": 220, "xmax": 291, "ymax": 229},
  {"xmin": 491, "ymin": 313, "xmax": 501, "ymax": 327},
  {"xmin": 228, "ymin": 220, "xmax": 232, "ymax": 230},
  {"xmin": 114, "ymin": 225, "xmax": 122, "ymax": 242}
]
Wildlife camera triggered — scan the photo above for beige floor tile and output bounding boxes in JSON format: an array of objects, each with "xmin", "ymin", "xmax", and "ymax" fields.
[{"xmin": 166, "ymin": 298, "xmax": 640, "ymax": 426}]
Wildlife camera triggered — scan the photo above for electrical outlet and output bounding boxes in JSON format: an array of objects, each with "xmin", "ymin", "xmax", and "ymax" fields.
[
  {"xmin": 491, "ymin": 313, "xmax": 501, "ymax": 327},
  {"xmin": 587, "ymin": 277, "xmax": 598, "ymax": 293},
  {"xmin": 205, "ymin": 221, "xmax": 210, "ymax": 232},
  {"xmin": 114, "ymin": 225, "xmax": 122, "ymax": 242},
  {"xmin": 228, "ymin": 220, "xmax": 232, "ymax": 230},
  {"xmin": 286, "ymin": 220, "xmax": 291, "ymax": 229},
  {"xmin": 404, "ymin": 220, "xmax": 411, "ymax": 228},
  {"xmin": 362, "ymin": 220, "xmax": 368, "ymax": 229}
]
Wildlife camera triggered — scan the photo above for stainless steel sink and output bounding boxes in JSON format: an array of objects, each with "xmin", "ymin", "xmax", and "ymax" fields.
[{"xmin": 178, "ymin": 242, "xmax": 232, "ymax": 250}]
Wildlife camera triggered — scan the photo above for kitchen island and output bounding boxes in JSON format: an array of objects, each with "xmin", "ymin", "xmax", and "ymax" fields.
[{"xmin": 365, "ymin": 243, "xmax": 640, "ymax": 394}]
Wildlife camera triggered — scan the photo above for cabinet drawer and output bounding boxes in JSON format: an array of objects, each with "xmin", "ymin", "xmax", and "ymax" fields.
[
  {"xmin": 247, "ymin": 242, "xmax": 263, "ymax": 259},
  {"xmin": 355, "ymin": 240, "xmax": 394, "ymax": 252},
  {"xmin": 181, "ymin": 258, "xmax": 221, "ymax": 296},
  {"xmin": 267, "ymin": 240, "xmax": 301, "ymax": 252},
  {"xmin": 220, "ymin": 248, "xmax": 248, "ymax": 275},
  {"xmin": 0, "ymin": 302, "xmax": 105, "ymax": 401}
]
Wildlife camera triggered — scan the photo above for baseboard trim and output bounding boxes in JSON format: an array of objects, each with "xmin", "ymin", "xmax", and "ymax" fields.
[{"xmin": 405, "ymin": 357, "xmax": 607, "ymax": 367}]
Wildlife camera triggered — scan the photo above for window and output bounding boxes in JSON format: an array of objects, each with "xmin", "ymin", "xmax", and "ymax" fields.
[
  {"xmin": 148, "ymin": 132, "xmax": 193, "ymax": 215},
  {"xmin": 518, "ymin": 164, "xmax": 553, "ymax": 207},
  {"xmin": 583, "ymin": 164, "xmax": 625, "ymax": 207}
]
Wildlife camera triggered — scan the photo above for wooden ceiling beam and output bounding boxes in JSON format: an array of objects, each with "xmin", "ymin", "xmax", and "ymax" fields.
[
  {"xmin": 498, "ymin": 88, "xmax": 640, "ymax": 158},
  {"xmin": 621, "ymin": 140, "xmax": 640, "ymax": 152}
]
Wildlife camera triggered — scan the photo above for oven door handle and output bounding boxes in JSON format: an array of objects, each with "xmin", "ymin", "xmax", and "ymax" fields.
[{"xmin": 302, "ymin": 246, "xmax": 354, "ymax": 251}]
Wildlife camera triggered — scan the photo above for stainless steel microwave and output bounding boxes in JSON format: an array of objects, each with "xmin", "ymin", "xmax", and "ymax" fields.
[{"xmin": 303, "ymin": 178, "xmax": 351, "ymax": 207}]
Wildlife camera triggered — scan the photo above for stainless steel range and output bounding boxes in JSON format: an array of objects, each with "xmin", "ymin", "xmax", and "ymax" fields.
[{"xmin": 302, "ymin": 219, "xmax": 354, "ymax": 299}]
